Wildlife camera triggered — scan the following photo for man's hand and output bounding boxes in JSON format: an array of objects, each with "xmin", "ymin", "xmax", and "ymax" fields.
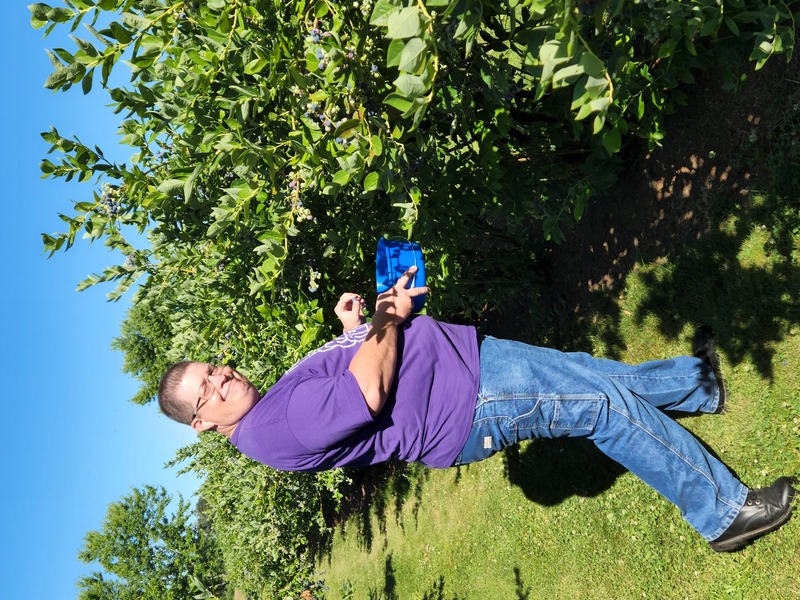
[
  {"xmin": 372, "ymin": 266, "xmax": 429, "ymax": 328},
  {"xmin": 334, "ymin": 292, "xmax": 367, "ymax": 332}
]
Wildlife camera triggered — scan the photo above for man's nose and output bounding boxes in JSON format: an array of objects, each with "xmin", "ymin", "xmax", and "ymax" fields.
[{"xmin": 209, "ymin": 372, "xmax": 230, "ymax": 386}]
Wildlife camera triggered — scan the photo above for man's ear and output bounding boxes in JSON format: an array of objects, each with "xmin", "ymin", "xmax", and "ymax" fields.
[{"xmin": 191, "ymin": 417, "xmax": 217, "ymax": 432}]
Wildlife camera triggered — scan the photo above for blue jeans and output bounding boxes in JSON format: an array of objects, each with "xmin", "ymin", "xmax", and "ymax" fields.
[{"xmin": 454, "ymin": 337, "xmax": 747, "ymax": 541}]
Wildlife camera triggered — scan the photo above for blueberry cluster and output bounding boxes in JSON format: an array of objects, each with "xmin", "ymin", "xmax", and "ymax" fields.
[
  {"xmin": 100, "ymin": 184, "xmax": 122, "ymax": 217},
  {"xmin": 177, "ymin": 1, "xmax": 198, "ymax": 21},
  {"xmin": 214, "ymin": 332, "xmax": 234, "ymax": 364},
  {"xmin": 292, "ymin": 198, "xmax": 314, "ymax": 222},
  {"xmin": 315, "ymin": 46, "xmax": 330, "ymax": 71},
  {"xmin": 308, "ymin": 27, "xmax": 331, "ymax": 44},
  {"xmin": 352, "ymin": 0, "xmax": 374, "ymax": 18},
  {"xmin": 297, "ymin": 17, "xmax": 392, "ymax": 155},
  {"xmin": 308, "ymin": 268, "xmax": 321, "ymax": 293},
  {"xmin": 303, "ymin": 101, "xmax": 319, "ymax": 119},
  {"xmin": 364, "ymin": 100, "xmax": 381, "ymax": 118}
]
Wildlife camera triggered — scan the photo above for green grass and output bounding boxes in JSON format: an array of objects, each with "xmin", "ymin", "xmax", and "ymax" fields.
[{"xmin": 315, "ymin": 96, "xmax": 800, "ymax": 599}]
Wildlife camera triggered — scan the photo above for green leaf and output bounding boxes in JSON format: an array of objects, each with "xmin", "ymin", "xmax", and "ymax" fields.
[
  {"xmin": 399, "ymin": 37, "xmax": 427, "ymax": 73},
  {"xmin": 601, "ymin": 126, "xmax": 621, "ymax": 155},
  {"xmin": 574, "ymin": 96, "xmax": 610, "ymax": 121},
  {"xmin": 552, "ymin": 64, "xmax": 584, "ymax": 88},
  {"xmin": 183, "ymin": 165, "xmax": 202, "ymax": 202},
  {"xmin": 121, "ymin": 12, "xmax": 151, "ymax": 30},
  {"xmin": 81, "ymin": 68, "xmax": 94, "ymax": 94},
  {"xmin": 593, "ymin": 113, "xmax": 606, "ymax": 134},
  {"xmin": 300, "ymin": 326, "xmax": 319, "ymax": 348},
  {"xmin": 45, "ymin": 49, "xmax": 63, "ymax": 68},
  {"xmin": 332, "ymin": 170, "xmax": 350, "ymax": 185},
  {"xmin": 314, "ymin": 0, "xmax": 329, "ymax": 18},
  {"xmin": 28, "ymin": 3, "xmax": 51, "ymax": 19},
  {"xmin": 289, "ymin": 66, "xmax": 307, "ymax": 87},
  {"xmin": 386, "ymin": 39, "xmax": 405, "ymax": 67},
  {"xmin": 333, "ymin": 118, "xmax": 360, "ymax": 139},
  {"xmin": 364, "ymin": 171, "xmax": 379, "ymax": 192},
  {"xmin": 577, "ymin": 51, "xmax": 604, "ymax": 78},
  {"xmin": 44, "ymin": 67, "xmax": 69, "ymax": 90},
  {"xmin": 29, "ymin": 2, "xmax": 51, "ymax": 27},
  {"xmin": 386, "ymin": 7, "xmax": 424, "ymax": 40},
  {"xmin": 394, "ymin": 73, "xmax": 426, "ymax": 98},
  {"xmin": 71, "ymin": 36, "xmax": 99, "ymax": 58},
  {"xmin": 371, "ymin": 135, "xmax": 383, "ymax": 156},
  {"xmin": 46, "ymin": 6, "xmax": 73, "ymax": 23},
  {"xmin": 384, "ymin": 93, "xmax": 413, "ymax": 112},
  {"xmin": 724, "ymin": 16, "xmax": 740, "ymax": 36},
  {"xmin": 538, "ymin": 37, "xmax": 571, "ymax": 94},
  {"xmin": 157, "ymin": 179, "xmax": 185, "ymax": 195},
  {"xmin": 244, "ymin": 57, "xmax": 268, "ymax": 75},
  {"xmin": 369, "ymin": 0, "xmax": 397, "ymax": 26},
  {"xmin": 53, "ymin": 47, "xmax": 74, "ymax": 64},
  {"xmin": 109, "ymin": 21, "xmax": 133, "ymax": 44}
]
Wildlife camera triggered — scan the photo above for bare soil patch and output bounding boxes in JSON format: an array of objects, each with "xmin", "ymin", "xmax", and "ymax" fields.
[{"xmin": 547, "ymin": 51, "xmax": 800, "ymax": 314}]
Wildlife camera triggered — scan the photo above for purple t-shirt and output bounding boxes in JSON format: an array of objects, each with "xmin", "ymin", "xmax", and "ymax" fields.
[{"xmin": 231, "ymin": 316, "xmax": 480, "ymax": 472}]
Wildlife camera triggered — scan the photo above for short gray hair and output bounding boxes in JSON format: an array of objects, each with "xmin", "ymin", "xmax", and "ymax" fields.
[{"xmin": 158, "ymin": 361, "xmax": 194, "ymax": 425}]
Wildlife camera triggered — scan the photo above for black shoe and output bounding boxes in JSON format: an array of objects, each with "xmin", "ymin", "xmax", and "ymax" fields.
[
  {"xmin": 692, "ymin": 325, "xmax": 727, "ymax": 414},
  {"xmin": 709, "ymin": 477, "xmax": 797, "ymax": 552}
]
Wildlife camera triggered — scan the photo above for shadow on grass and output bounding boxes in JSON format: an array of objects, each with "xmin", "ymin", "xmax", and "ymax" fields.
[
  {"xmin": 367, "ymin": 574, "xmax": 466, "ymax": 600},
  {"xmin": 513, "ymin": 566, "xmax": 531, "ymax": 600},
  {"xmin": 312, "ymin": 461, "xmax": 430, "ymax": 562},
  {"xmin": 629, "ymin": 198, "xmax": 800, "ymax": 381},
  {"xmin": 504, "ymin": 439, "xmax": 626, "ymax": 506},
  {"xmin": 546, "ymin": 188, "xmax": 800, "ymax": 375}
]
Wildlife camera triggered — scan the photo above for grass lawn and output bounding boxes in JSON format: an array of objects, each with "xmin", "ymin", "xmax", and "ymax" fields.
[{"xmin": 316, "ymin": 186, "xmax": 800, "ymax": 599}]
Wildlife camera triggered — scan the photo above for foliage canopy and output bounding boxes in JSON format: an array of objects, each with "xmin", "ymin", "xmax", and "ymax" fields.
[
  {"xmin": 76, "ymin": 485, "xmax": 225, "ymax": 599},
  {"xmin": 33, "ymin": 0, "xmax": 797, "ymax": 595}
]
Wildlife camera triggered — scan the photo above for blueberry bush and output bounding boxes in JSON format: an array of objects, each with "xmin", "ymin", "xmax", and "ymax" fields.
[{"xmin": 33, "ymin": 0, "xmax": 797, "ymax": 596}]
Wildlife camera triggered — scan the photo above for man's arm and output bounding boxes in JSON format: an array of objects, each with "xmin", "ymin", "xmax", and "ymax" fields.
[{"xmin": 347, "ymin": 267, "xmax": 429, "ymax": 416}]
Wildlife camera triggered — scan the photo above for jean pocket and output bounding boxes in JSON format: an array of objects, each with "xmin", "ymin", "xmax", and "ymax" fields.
[
  {"xmin": 515, "ymin": 395, "xmax": 601, "ymax": 438},
  {"xmin": 454, "ymin": 412, "xmax": 519, "ymax": 466}
]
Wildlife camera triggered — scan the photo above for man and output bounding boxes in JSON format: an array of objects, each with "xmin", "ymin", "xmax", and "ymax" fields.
[{"xmin": 158, "ymin": 267, "xmax": 796, "ymax": 552}]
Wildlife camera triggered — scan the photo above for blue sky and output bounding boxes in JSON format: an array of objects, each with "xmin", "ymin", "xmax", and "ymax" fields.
[{"xmin": 2, "ymin": 5, "xmax": 201, "ymax": 597}]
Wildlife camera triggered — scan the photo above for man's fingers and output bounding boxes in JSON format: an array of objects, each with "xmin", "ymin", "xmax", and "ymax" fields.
[
  {"xmin": 394, "ymin": 265, "xmax": 419, "ymax": 288},
  {"xmin": 336, "ymin": 293, "xmax": 365, "ymax": 312},
  {"xmin": 407, "ymin": 286, "xmax": 430, "ymax": 297}
]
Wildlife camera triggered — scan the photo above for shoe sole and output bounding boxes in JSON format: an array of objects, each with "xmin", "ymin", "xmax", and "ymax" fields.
[{"xmin": 709, "ymin": 504, "xmax": 795, "ymax": 552}]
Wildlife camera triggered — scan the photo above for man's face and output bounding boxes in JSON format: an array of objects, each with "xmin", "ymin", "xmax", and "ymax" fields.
[{"xmin": 177, "ymin": 362, "xmax": 261, "ymax": 433}]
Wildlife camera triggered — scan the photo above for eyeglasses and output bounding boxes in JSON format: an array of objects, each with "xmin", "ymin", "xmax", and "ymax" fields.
[{"xmin": 193, "ymin": 364, "xmax": 218, "ymax": 419}]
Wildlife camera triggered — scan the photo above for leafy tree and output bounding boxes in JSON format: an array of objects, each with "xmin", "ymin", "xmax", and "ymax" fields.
[
  {"xmin": 111, "ymin": 299, "xmax": 174, "ymax": 405},
  {"xmin": 77, "ymin": 485, "xmax": 225, "ymax": 599},
  {"xmin": 33, "ymin": 0, "xmax": 798, "ymax": 595}
]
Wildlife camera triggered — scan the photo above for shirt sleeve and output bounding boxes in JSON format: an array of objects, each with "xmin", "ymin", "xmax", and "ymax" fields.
[{"xmin": 285, "ymin": 369, "xmax": 375, "ymax": 452}]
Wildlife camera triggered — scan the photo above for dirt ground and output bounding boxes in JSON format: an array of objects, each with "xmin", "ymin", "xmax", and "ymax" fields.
[{"xmin": 546, "ymin": 48, "xmax": 800, "ymax": 316}]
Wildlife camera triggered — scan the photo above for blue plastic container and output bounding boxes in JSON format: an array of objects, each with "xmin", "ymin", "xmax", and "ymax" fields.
[{"xmin": 375, "ymin": 238, "xmax": 427, "ymax": 313}]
